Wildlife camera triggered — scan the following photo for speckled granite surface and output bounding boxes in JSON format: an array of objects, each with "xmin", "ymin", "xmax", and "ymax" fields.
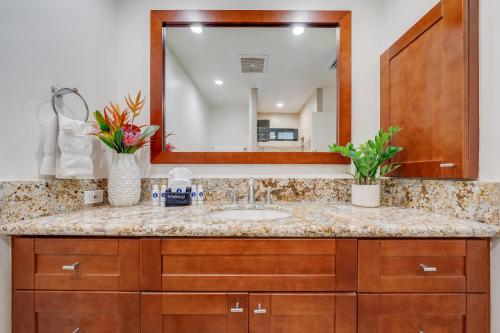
[
  {"xmin": 1, "ymin": 202, "xmax": 498, "ymax": 238},
  {"xmin": 1, "ymin": 178, "xmax": 498, "ymax": 227},
  {"xmin": 0, "ymin": 179, "xmax": 107, "ymax": 224}
]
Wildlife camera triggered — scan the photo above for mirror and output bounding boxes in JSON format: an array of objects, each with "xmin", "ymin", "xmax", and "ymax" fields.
[{"xmin": 163, "ymin": 26, "xmax": 338, "ymax": 153}]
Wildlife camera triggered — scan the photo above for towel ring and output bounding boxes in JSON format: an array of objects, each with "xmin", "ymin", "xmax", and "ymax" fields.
[{"xmin": 51, "ymin": 86, "xmax": 90, "ymax": 122}]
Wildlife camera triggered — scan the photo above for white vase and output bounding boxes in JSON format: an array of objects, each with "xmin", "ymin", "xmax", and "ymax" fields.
[
  {"xmin": 108, "ymin": 153, "xmax": 141, "ymax": 207},
  {"xmin": 351, "ymin": 184, "xmax": 381, "ymax": 208}
]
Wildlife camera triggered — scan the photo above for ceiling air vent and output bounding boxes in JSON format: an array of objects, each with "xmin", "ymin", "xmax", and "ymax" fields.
[{"xmin": 239, "ymin": 55, "xmax": 268, "ymax": 74}]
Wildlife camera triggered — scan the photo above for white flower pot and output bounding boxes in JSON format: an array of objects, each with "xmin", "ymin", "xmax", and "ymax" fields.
[
  {"xmin": 351, "ymin": 184, "xmax": 381, "ymax": 208},
  {"xmin": 108, "ymin": 153, "xmax": 141, "ymax": 207}
]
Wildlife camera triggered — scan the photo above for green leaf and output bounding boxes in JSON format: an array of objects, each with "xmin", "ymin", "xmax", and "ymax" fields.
[
  {"xmin": 114, "ymin": 128, "xmax": 124, "ymax": 153},
  {"xmin": 93, "ymin": 111, "xmax": 109, "ymax": 132}
]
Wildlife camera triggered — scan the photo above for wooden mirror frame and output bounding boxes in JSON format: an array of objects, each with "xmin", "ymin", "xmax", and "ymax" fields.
[{"xmin": 150, "ymin": 10, "xmax": 351, "ymax": 164}]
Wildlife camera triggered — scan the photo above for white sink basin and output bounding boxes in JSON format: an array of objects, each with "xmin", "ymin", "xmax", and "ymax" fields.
[{"xmin": 209, "ymin": 209, "xmax": 292, "ymax": 221}]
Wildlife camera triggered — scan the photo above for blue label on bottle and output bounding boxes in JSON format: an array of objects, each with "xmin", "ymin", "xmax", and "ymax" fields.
[
  {"xmin": 198, "ymin": 192, "xmax": 204, "ymax": 198},
  {"xmin": 161, "ymin": 192, "xmax": 167, "ymax": 198},
  {"xmin": 152, "ymin": 193, "xmax": 159, "ymax": 199},
  {"xmin": 191, "ymin": 192, "xmax": 197, "ymax": 198}
]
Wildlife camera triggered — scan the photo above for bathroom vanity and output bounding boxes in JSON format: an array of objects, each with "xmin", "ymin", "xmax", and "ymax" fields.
[{"xmin": 4, "ymin": 203, "xmax": 497, "ymax": 333}]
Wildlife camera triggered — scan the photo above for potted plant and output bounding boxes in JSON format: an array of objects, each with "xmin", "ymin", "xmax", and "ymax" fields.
[
  {"xmin": 91, "ymin": 91, "xmax": 162, "ymax": 207},
  {"xmin": 329, "ymin": 127, "xmax": 403, "ymax": 207}
]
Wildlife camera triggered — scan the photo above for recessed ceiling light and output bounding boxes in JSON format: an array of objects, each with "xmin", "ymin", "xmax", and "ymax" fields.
[
  {"xmin": 276, "ymin": 102, "xmax": 284, "ymax": 108},
  {"xmin": 190, "ymin": 24, "xmax": 203, "ymax": 34},
  {"xmin": 214, "ymin": 79, "xmax": 224, "ymax": 85},
  {"xmin": 292, "ymin": 25, "xmax": 305, "ymax": 35}
]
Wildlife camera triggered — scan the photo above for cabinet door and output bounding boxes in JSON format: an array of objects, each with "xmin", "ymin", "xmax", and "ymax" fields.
[
  {"xmin": 141, "ymin": 293, "xmax": 248, "ymax": 333},
  {"xmin": 249, "ymin": 293, "xmax": 356, "ymax": 333},
  {"xmin": 358, "ymin": 294, "xmax": 489, "ymax": 333},
  {"xmin": 13, "ymin": 291, "xmax": 140, "ymax": 333},
  {"xmin": 380, "ymin": 0, "xmax": 478, "ymax": 179}
]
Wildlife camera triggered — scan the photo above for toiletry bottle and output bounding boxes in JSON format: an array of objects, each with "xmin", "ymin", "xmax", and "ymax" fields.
[
  {"xmin": 160, "ymin": 184, "xmax": 167, "ymax": 205},
  {"xmin": 197, "ymin": 185, "xmax": 205, "ymax": 204},
  {"xmin": 191, "ymin": 184, "xmax": 198, "ymax": 204},
  {"xmin": 152, "ymin": 185, "xmax": 160, "ymax": 206}
]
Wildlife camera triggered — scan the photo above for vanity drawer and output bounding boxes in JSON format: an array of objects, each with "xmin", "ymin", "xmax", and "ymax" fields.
[
  {"xmin": 358, "ymin": 293, "xmax": 489, "ymax": 333},
  {"xmin": 141, "ymin": 238, "xmax": 357, "ymax": 292},
  {"xmin": 358, "ymin": 240, "xmax": 489, "ymax": 292},
  {"xmin": 13, "ymin": 291, "xmax": 140, "ymax": 333},
  {"xmin": 13, "ymin": 238, "xmax": 140, "ymax": 291}
]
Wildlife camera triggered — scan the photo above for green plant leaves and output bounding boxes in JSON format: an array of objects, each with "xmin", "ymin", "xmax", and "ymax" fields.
[{"xmin": 329, "ymin": 126, "xmax": 403, "ymax": 184}]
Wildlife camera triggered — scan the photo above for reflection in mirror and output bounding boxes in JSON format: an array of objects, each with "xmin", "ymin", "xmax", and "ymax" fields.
[{"xmin": 164, "ymin": 26, "xmax": 338, "ymax": 153}]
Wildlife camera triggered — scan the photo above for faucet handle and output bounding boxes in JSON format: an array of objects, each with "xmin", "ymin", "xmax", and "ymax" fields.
[
  {"xmin": 228, "ymin": 188, "xmax": 238, "ymax": 205},
  {"xmin": 266, "ymin": 187, "xmax": 278, "ymax": 204}
]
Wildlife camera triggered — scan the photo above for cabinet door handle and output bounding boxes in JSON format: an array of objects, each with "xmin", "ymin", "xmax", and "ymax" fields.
[
  {"xmin": 72, "ymin": 328, "xmax": 80, "ymax": 333},
  {"xmin": 230, "ymin": 302, "xmax": 244, "ymax": 313},
  {"xmin": 62, "ymin": 262, "xmax": 80, "ymax": 271},
  {"xmin": 439, "ymin": 163, "xmax": 455, "ymax": 168},
  {"xmin": 419, "ymin": 264, "xmax": 437, "ymax": 272},
  {"xmin": 254, "ymin": 303, "xmax": 267, "ymax": 314}
]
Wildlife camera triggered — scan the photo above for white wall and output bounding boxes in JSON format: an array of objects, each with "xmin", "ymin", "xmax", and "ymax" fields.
[
  {"xmin": 0, "ymin": 0, "xmax": 117, "ymax": 181},
  {"xmin": 209, "ymin": 106, "xmax": 248, "ymax": 150},
  {"xmin": 164, "ymin": 47, "xmax": 210, "ymax": 152},
  {"xmin": 298, "ymin": 89, "xmax": 318, "ymax": 151}
]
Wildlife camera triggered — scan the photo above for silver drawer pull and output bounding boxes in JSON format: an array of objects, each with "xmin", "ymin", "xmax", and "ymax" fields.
[
  {"xmin": 62, "ymin": 262, "xmax": 80, "ymax": 271},
  {"xmin": 419, "ymin": 330, "xmax": 425, "ymax": 333},
  {"xmin": 72, "ymin": 328, "xmax": 80, "ymax": 333},
  {"xmin": 230, "ymin": 302, "xmax": 244, "ymax": 313},
  {"xmin": 254, "ymin": 303, "xmax": 267, "ymax": 315},
  {"xmin": 440, "ymin": 163, "xmax": 455, "ymax": 168},
  {"xmin": 419, "ymin": 264, "xmax": 437, "ymax": 272}
]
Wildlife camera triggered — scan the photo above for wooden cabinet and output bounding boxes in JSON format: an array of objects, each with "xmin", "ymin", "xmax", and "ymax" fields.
[
  {"xmin": 141, "ymin": 293, "xmax": 357, "ymax": 333},
  {"xmin": 358, "ymin": 240, "xmax": 489, "ymax": 292},
  {"xmin": 11, "ymin": 237, "xmax": 490, "ymax": 332},
  {"xmin": 359, "ymin": 294, "xmax": 489, "ymax": 333},
  {"xmin": 141, "ymin": 238, "xmax": 357, "ymax": 292},
  {"xmin": 249, "ymin": 293, "xmax": 357, "ymax": 333},
  {"xmin": 14, "ymin": 291, "xmax": 140, "ymax": 333},
  {"xmin": 380, "ymin": 0, "xmax": 479, "ymax": 179}
]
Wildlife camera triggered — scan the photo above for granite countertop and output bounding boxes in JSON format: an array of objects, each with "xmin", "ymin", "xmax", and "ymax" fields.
[{"xmin": 1, "ymin": 202, "xmax": 498, "ymax": 238}]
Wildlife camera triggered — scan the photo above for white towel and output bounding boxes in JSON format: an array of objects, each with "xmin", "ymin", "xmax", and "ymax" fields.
[
  {"xmin": 56, "ymin": 114, "xmax": 94, "ymax": 178},
  {"xmin": 40, "ymin": 112, "xmax": 58, "ymax": 176}
]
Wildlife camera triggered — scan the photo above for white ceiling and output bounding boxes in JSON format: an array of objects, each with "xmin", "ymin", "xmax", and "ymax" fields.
[{"xmin": 165, "ymin": 26, "xmax": 338, "ymax": 113}]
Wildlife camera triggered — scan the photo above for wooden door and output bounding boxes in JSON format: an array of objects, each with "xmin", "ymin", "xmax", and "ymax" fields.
[
  {"xmin": 249, "ymin": 293, "xmax": 357, "ymax": 333},
  {"xmin": 358, "ymin": 293, "xmax": 489, "ymax": 333},
  {"xmin": 141, "ymin": 293, "xmax": 248, "ymax": 333},
  {"xmin": 380, "ymin": 0, "xmax": 479, "ymax": 179},
  {"xmin": 13, "ymin": 291, "xmax": 140, "ymax": 333}
]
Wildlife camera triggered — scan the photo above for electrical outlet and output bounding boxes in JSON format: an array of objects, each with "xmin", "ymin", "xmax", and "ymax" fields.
[{"xmin": 84, "ymin": 190, "xmax": 104, "ymax": 205}]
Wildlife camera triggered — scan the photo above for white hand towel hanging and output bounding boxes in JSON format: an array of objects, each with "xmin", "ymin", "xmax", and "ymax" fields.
[
  {"xmin": 56, "ymin": 114, "xmax": 94, "ymax": 178},
  {"xmin": 40, "ymin": 112, "xmax": 58, "ymax": 176}
]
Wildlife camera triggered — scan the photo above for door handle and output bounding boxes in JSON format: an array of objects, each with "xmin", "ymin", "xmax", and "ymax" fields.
[
  {"xmin": 72, "ymin": 328, "xmax": 80, "ymax": 333},
  {"xmin": 253, "ymin": 303, "xmax": 267, "ymax": 314},
  {"xmin": 419, "ymin": 264, "xmax": 437, "ymax": 272},
  {"xmin": 230, "ymin": 302, "xmax": 244, "ymax": 313},
  {"xmin": 62, "ymin": 262, "xmax": 80, "ymax": 271}
]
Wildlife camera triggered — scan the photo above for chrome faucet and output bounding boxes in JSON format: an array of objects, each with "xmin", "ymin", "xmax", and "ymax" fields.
[{"xmin": 247, "ymin": 177, "xmax": 255, "ymax": 205}]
